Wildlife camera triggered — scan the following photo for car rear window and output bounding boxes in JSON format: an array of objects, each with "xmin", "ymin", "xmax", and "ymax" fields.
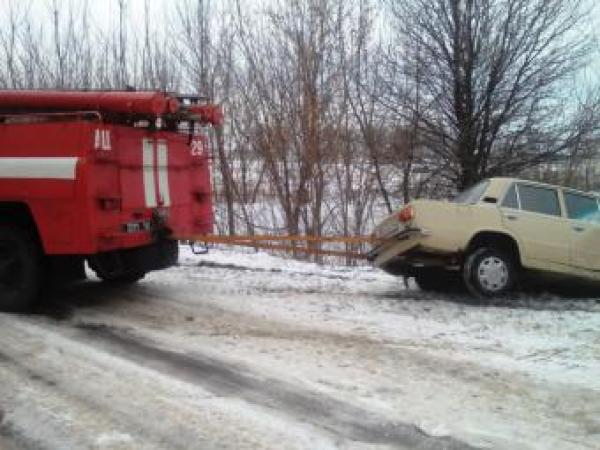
[
  {"xmin": 564, "ymin": 192, "xmax": 600, "ymax": 223},
  {"xmin": 518, "ymin": 184, "xmax": 561, "ymax": 216},
  {"xmin": 452, "ymin": 180, "xmax": 490, "ymax": 204}
]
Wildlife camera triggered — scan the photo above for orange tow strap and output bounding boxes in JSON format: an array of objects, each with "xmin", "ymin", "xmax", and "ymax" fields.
[{"xmin": 180, "ymin": 234, "xmax": 380, "ymax": 259}]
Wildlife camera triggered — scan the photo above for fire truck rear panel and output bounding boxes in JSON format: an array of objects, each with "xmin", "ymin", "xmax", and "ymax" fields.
[{"xmin": 0, "ymin": 118, "xmax": 213, "ymax": 255}]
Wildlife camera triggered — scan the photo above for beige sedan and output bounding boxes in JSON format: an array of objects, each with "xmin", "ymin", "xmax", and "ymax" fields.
[{"xmin": 368, "ymin": 178, "xmax": 600, "ymax": 296}]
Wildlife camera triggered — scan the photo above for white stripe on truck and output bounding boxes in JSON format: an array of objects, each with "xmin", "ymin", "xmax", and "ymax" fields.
[
  {"xmin": 142, "ymin": 139, "xmax": 157, "ymax": 208},
  {"xmin": 0, "ymin": 157, "xmax": 78, "ymax": 180},
  {"xmin": 157, "ymin": 140, "xmax": 171, "ymax": 207}
]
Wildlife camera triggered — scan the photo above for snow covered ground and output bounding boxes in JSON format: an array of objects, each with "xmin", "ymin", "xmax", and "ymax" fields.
[{"xmin": 1, "ymin": 246, "xmax": 599, "ymax": 449}]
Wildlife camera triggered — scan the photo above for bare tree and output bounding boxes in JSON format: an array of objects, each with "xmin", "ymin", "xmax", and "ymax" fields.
[
  {"xmin": 343, "ymin": 1, "xmax": 396, "ymax": 211},
  {"xmin": 384, "ymin": 0, "xmax": 598, "ymax": 190},
  {"xmin": 116, "ymin": 0, "xmax": 128, "ymax": 87},
  {"xmin": 232, "ymin": 0, "xmax": 342, "ymax": 241},
  {"xmin": 0, "ymin": 0, "xmax": 22, "ymax": 88}
]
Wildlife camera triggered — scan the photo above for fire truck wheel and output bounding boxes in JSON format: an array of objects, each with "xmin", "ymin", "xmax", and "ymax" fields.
[
  {"xmin": 93, "ymin": 269, "xmax": 146, "ymax": 284},
  {"xmin": 0, "ymin": 225, "xmax": 41, "ymax": 312},
  {"xmin": 104, "ymin": 271, "xmax": 146, "ymax": 284}
]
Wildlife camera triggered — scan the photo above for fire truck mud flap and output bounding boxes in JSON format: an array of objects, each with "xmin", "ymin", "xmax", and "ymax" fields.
[{"xmin": 88, "ymin": 240, "xmax": 178, "ymax": 282}]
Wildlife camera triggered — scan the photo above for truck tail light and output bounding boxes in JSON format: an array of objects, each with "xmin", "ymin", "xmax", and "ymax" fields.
[{"xmin": 398, "ymin": 205, "xmax": 415, "ymax": 223}]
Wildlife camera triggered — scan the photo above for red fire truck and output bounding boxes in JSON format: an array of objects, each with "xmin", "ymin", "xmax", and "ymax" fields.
[{"xmin": 0, "ymin": 90, "xmax": 221, "ymax": 311}]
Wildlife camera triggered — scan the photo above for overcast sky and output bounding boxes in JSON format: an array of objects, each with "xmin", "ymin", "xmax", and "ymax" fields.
[{"xmin": 2, "ymin": 0, "xmax": 599, "ymax": 86}]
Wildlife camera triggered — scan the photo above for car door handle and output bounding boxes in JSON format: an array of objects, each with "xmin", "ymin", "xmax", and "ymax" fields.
[
  {"xmin": 573, "ymin": 225, "xmax": 585, "ymax": 232},
  {"xmin": 504, "ymin": 214, "xmax": 518, "ymax": 221}
]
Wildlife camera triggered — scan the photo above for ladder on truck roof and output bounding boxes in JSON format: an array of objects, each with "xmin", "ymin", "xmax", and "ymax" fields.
[{"xmin": 0, "ymin": 89, "xmax": 223, "ymax": 128}]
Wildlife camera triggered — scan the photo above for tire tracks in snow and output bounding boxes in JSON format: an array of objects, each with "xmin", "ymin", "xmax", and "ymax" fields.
[
  {"xmin": 0, "ymin": 316, "xmax": 336, "ymax": 450},
  {"xmin": 1, "ymin": 311, "xmax": 475, "ymax": 450},
  {"xmin": 0, "ymin": 345, "xmax": 197, "ymax": 450},
  {"xmin": 73, "ymin": 321, "xmax": 474, "ymax": 450},
  {"xmin": 0, "ymin": 386, "xmax": 47, "ymax": 450}
]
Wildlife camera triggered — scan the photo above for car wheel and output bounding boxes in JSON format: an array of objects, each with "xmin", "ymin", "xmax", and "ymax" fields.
[
  {"xmin": 463, "ymin": 247, "xmax": 516, "ymax": 297},
  {"xmin": 0, "ymin": 225, "xmax": 42, "ymax": 312}
]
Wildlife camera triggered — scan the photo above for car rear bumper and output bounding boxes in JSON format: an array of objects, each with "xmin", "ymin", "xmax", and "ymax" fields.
[{"xmin": 367, "ymin": 227, "xmax": 428, "ymax": 263}]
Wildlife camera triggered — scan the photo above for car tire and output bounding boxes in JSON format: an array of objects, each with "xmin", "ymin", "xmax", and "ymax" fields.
[
  {"xmin": 0, "ymin": 225, "xmax": 42, "ymax": 312},
  {"xmin": 463, "ymin": 247, "xmax": 516, "ymax": 297},
  {"xmin": 414, "ymin": 268, "xmax": 464, "ymax": 293}
]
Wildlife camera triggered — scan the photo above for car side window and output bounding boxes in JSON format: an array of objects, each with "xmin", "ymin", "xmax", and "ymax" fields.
[
  {"xmin": 564, "ymin": 192, "xmax": 600, "ymax": 223},
  {"xmin": 518, "ymin": 184, "xmax": 561, "ymax": 216},
  {"xmin": 501, "ymin": 184, "xmax": 519, "ymax": 209}
]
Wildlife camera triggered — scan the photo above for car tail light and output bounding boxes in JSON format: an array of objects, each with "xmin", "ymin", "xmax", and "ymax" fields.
[{"xmin": 398, "ymin": 205, "xmax": 415, "ymax": 223}]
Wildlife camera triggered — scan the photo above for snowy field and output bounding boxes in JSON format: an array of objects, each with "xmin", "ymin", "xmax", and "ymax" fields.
[{"xmin": 0, "ymin": 246, "xmax": 599, "ymax": 449}]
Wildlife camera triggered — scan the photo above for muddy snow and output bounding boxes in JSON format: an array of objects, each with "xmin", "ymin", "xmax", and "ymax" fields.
[{"xmin": 1, "ymin": 246, "xmax": 599, "ymax": 449}]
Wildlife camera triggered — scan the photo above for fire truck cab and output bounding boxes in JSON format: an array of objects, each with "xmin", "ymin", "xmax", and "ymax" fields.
[{"xmin": 0, "ymin": 90, "xmax": 220, "ymax": 311}]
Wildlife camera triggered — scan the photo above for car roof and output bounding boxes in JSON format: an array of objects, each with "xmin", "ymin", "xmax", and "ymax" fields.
[{"xmin": 488, "ymin": 177, "xmax": 599, "ymax": 198}]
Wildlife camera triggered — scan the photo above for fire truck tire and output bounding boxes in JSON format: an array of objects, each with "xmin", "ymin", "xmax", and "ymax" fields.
[
  {"xmin": 0, "ymin": 225, "xmax": 41, "ymax": 312},
  {"xmin": 98, "ymin": 271, "xmax": 146, "ymax": 284}
]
